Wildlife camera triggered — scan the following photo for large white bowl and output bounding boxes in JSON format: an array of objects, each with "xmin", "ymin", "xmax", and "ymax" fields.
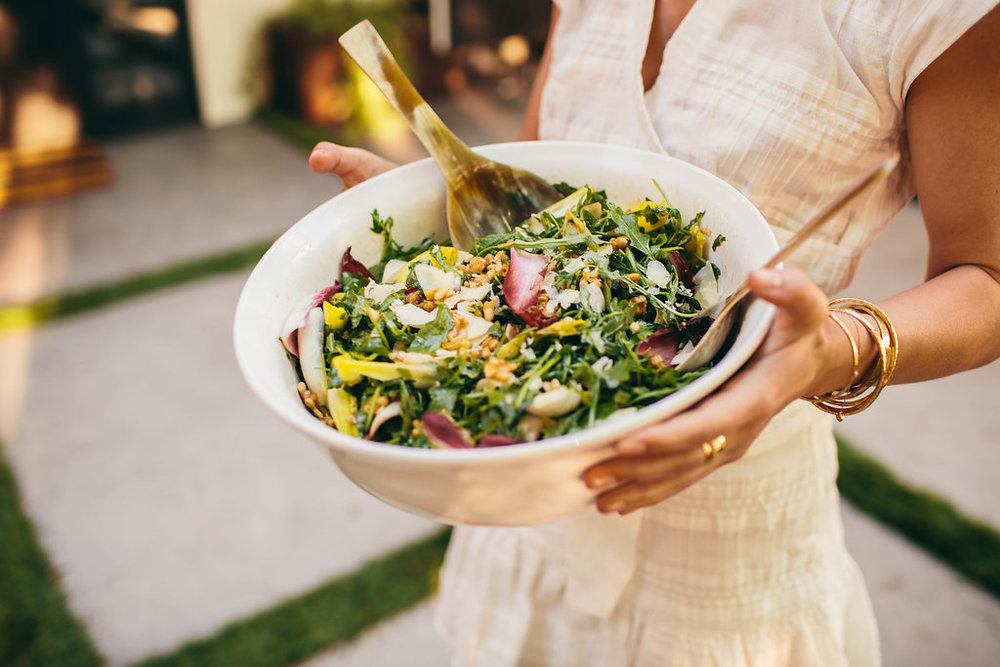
[{"xmin": 234, "ymin": 141, "xmax": 777, "ymax": 526}]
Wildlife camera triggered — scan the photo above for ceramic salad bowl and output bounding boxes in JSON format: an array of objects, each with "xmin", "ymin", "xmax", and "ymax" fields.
[{"xmin": 233, "ymin": 141, "xmax": 777, "ymax": 526}]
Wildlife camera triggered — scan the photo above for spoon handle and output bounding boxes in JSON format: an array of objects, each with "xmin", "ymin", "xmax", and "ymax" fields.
[
  {"xmin": 724, "ymin": 158, "xmax": 896, "ymax": 306},
  {"xmin": 339, "ymin": 20, "xmax": 479, "ymax": 182}
]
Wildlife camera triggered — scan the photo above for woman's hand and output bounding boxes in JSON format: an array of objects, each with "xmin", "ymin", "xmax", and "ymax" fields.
[
  {"xmin": 584, "ymin": 267, "xmax": 843, "ymax": 515},
  {"xmin": 309, "ymin": 141, "xmax": 398, "ymax": 188}
]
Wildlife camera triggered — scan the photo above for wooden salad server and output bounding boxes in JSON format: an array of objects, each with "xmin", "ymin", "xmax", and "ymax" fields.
[{"xmin": 339, "ymin": 20, "xmax": 561, "ymax": 251}]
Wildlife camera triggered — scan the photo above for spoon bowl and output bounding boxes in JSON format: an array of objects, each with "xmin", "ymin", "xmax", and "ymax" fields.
[{"xmin": 339, "ymin": 20, "xmax": 561, "ymax": 250}]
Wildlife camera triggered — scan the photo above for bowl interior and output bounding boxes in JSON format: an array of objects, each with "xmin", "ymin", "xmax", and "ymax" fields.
[{"xmin": 234, "ymin": 141, "xmax": 777, "ymax": 464}]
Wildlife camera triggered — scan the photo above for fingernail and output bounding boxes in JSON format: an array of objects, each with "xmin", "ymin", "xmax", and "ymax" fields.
[
  {"xmin": 754, "ymin": 268, "xmax": 783, "ymax": 289},
  {"xmin": 586, "ymin": 474, "xmax": 614, "ymax": 490},
  {"xmin": 617, "ymin": 439, "xmax": 645, "ymax": 455},
  {"xmin": 601, "ymin": 499, "xmax": 625, "ymax": 513}
]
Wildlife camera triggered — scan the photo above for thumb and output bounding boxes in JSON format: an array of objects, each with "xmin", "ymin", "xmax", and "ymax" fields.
[
  {"xmin": 747, "ymin": 267, "xmax": 828, "ymax": 343},
  {"xmin": 308, "ymin": 142, "xmax": 398, "ymax": 188}
]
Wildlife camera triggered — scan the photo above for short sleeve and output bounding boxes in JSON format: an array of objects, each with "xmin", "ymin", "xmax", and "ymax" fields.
[{"xmin": 876, "ymin": 0, "xmax": 998, "ymax": 106}]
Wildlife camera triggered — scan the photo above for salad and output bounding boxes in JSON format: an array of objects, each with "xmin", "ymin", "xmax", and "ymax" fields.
[{"xmin": 281, "ymin": 184, "xmax": 724, "ymax": 448}]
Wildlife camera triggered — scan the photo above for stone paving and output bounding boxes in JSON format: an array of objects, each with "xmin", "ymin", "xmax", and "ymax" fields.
[{"xmin": 1, "ymin": 121, "xmax": 998, "ymax": 666}]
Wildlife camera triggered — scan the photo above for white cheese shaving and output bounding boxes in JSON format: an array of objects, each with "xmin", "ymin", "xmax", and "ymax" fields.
[
  {"xmin": 414, "ymin": 263, "xmax": 460, "ymax": 292},
  {"xmin": 556, "ymin": 288, "xmax": 580, "ymax": 308},
  {"xmin": 645, "ymin": 260, "xmax": 670, "ymax": 288},
  {"xmin": 584, "ymin": 283, "xmax": 606, "ymax": 313},
  {"xmin": 364, "ymin": 282, "xmax": 406, "ymax": 303},
  {"xmin": 390, "ymin": 301, "xmax": 438, "ymax": 327}
]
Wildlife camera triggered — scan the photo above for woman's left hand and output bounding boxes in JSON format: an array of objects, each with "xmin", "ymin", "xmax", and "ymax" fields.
[{"xmin": 583, "ymin": 267, "xmax": 839, "ymax": 514}]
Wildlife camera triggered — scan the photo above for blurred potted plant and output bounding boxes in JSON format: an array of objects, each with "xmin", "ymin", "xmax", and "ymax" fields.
[{"xmin": 263, "ymin": 0, "xmax": 410, "ymax": 129}]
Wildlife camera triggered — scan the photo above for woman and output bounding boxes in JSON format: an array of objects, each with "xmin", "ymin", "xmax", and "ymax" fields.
[{"xmin": 311, "ymin": 1, "xmax": 1000, "ymax": 664}]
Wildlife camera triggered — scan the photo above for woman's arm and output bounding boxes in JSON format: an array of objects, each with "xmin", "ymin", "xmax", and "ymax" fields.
[
  {"xmin": 584, "ymin": 6, "xmax": 1000, "ymax": 514},
  {"xmin": 517, "ymin": 6, "xmax": 560, "ymax": 141},
  {"xmin": 879, "ymin": 4, "xmax": 1000, "ymax": 382}
]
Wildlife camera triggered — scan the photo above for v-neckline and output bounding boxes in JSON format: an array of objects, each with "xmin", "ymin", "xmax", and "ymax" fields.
[{"xmin": 641, "ymin": 0, "xmax": 702, "ymax": 96}]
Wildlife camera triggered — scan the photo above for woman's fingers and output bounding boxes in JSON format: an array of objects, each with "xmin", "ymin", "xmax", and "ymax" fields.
[
  {"xmin": 585, "ymin": 446, "xmax": 707, "ymax": 490},
  {"xmin": 593, "ymin": 460, "xmax": 717, "ymax": 514},
  {"xmin": 748, "ymin": 267, "xmax": 829, "ymax": 347},
  {"xmin": 308, "ymin": 142, "xmax": 398, "ymax": 188},
  {"xmin": 582, "ymin": 268, "xmax": 834, "ymax": 513}
]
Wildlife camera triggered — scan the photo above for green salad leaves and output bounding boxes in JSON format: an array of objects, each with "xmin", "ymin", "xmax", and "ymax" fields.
[{"xmin": 284, "ymin": 185, "xmax": 723, "ymax": 448}]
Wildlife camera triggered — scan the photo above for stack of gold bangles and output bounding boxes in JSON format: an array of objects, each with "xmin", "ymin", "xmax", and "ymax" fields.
[{"xmin": 807, "ymin": 298, "xmax": 899, "ymax": 421}]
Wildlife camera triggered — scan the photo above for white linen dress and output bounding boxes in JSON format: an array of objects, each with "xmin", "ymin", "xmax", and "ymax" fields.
[{"xmin": 434, "ymin": 1, "xmax": 998, "ymax": 665}]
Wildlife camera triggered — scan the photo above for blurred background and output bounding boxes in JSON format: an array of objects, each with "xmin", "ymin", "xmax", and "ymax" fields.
[{"xmin": 0, "ymin": 1, "xmax": 998, "ymax": 666}]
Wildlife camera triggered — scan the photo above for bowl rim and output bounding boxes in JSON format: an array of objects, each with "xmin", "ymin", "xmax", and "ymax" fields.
[{"xmin": 234, "ymin": 140, "xmax": 777, "ymax": 465}]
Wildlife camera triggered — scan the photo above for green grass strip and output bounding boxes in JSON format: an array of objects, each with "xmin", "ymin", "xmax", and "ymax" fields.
[
  {"xmin": 837, "ymin": 434, "xmax": 1000, "ymax": 599},
  {"xmin": 0, "ymin": 239, "xmax": 274, "ymax": 334},
  {"xmin": 0, "ymin": 447, "xmax": 102, "ymax": 667},
  {"xmin": 133, "ymin": 527, "xmax": 452, "ymax": 667}
]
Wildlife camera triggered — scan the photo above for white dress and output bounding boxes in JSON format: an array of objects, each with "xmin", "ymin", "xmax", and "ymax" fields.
[{"xmin": 434, "ymin": 1, "xmax": 997, "ymax": 665}]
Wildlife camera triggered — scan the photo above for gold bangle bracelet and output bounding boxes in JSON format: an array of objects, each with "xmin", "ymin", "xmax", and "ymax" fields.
[
  {"xmin": 808, "ymin": 298, "xmax": 898, "ymax": 421},
  {"xmin": 827, "ymin": 311, "xmax": 861, "ymax": 386}
]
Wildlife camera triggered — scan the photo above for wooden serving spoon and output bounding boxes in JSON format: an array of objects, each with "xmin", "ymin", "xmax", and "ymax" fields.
[
  {"xmin": 339, "ymin": 20, "xmax": 562, "ymax": 251},
  {"xmin": 675, "ymin": 158, "xmax": 895, "ymax": 372}
]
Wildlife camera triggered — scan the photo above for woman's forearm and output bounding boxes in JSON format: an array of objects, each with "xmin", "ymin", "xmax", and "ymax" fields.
[{"xmin": 517, "ymin": 6, "xmax": 559, "ymax": 141}]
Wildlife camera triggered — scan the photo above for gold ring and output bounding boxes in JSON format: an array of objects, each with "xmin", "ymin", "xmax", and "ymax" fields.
[{"xmin": 702, "ymin": 435, "xmax": 727, "ymax": 462}]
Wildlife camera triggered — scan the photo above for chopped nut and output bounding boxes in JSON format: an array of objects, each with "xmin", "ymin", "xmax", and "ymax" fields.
[
  {"xmin": 483, "ymin": 300, "xmax": 495, "ymax": 321},
  {"xmin": 405, "ymin": 290, "xmax": 421, "ymax": 304},
  {"xmin": 629, "ymin": 295, "xmax": 648, "ymax": 315},
  {"xmin": 626, "ymin": 272, "xmax": 642, "ymax": 283},
  {"xmin": 466, "ymin": 273, "xmax": 490, "ymax": 288},
  {"xmin": 424, "ymin": 287, "xmax": 455, "ymax": 301},
  {"xmin": 610, "ymin": 236, "xmax": 630, "ymax": 250},
  {"xmin": 297, "ymin": 382, "xmax": 336, "ymax": 427},
  {"xmin": 468, "ymin": 256, "xmax": 486, "ymax": 273},
  {"xmin": 579, "ymin": 266, "xmax": 603, "ymax": 288},
  {"xmin": 483, "ymin": 356, "xmax": 518, "ymax": 383}
]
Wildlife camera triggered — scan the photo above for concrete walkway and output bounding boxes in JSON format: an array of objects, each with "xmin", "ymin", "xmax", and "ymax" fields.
[{"xmin": 1, "ymin": 120, "xmax": 998, "ymax": 666}]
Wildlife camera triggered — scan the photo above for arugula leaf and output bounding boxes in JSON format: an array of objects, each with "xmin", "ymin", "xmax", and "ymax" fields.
[
  {"xmin": 407, "ymin": 306, "xmax": 452, "ymax": 353},
  {"xmin": 606, "ymin": 203, "xmax": 652, "ymax": 258},
  {"xmin": 428, "ymin": 386, "xmax": 458, "ymax": 412}
]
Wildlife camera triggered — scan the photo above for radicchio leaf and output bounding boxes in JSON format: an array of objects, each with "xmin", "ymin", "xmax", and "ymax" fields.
[
  {"xmin": 503, "ymin": 249, "xmax": 555, "ymax": 327},
  {"xmin": 310, "ymin": 283, "xmax": 342, "ymax": 307},
  {"xmin": 422, "ymin": 411, "xmax": 474, "ymax": 449},
  {"xmin": 477, "ymin": 434, "xmax": 521, "ymax": 447},
  {"xmin": 280, "ymin": 282, "xmax": 343, "ymax": 358},
  {"xmin": 667, "ymin": 251, "xmax": 694, "ymax": 290},
  {"xmin": 636, "ymin": 327, "xmax": 680, "ymax": 365},
  {"xmin": 339, "ymin": 246, "xmax": 374, "ymax": 280},
  {"xmin": 367, "ymin": 401, "xmax": 402, "ymax": 438},
  {"xmin": 681, "ymin": 316, "xmax": 712, "ymax": 342}
]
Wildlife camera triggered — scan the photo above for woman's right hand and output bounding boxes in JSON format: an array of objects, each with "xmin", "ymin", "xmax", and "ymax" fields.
[{"xmin": 308, "ymin": 141, "xmax": 398, "ymax": 189}]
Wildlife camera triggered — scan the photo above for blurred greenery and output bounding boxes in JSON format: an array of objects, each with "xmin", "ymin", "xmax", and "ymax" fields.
[
  {"xmin": 279, "ymin": 0, "xmax": 407, "ymax": 41},
  {"xmin": 0, "ymin": 447, "xmax": 101, "ymax": 667},
  {"xmin": 837, "ymin": 435, "xmax": 1000, "ymax": 599},
  {"xmin": 0, "ymin": 240, "xmax": 273, "ymax": 333},
  {"xmin": 134, "ymin": 528, "xmax": 452, "ymax": 667}
]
